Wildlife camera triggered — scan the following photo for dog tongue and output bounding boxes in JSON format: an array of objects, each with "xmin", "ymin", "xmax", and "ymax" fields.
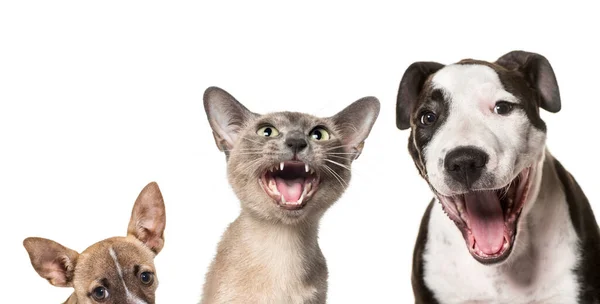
[
  {"xmin": 464, "ymin": 191, "xmax": 505, "ymax": 255},
  {"xmin": 275, "ymin": 177, "xmax": 304, "ymax": 202}
]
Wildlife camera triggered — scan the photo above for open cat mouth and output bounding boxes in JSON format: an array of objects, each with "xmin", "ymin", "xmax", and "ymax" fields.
[
  {"xmin": 436, "ymin": 167, "xmax": 532, "ymax": 264},
  {"xmin": 260, "ymin": 161, "xmax": 320, "ymax": 210}
]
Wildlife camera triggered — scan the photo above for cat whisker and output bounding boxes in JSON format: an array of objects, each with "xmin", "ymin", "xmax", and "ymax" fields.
[
  {"xmin": 322, "ymin": 165, "xmax": 348, "ymax": 188},
  {"xmin": 223, "ymin": 148, "xmax": 265, "ymax": 153},
  {"xmin": 323, "ymin": 144, "xmax": 353, "ymax": 152},
  {"xmin": 233, "ymin": 158, "xmax": 263, "ymax": 173},
  {"xmin": 326, "ymin": 154, "xmax": 352, "ymax": 161},
  {"xmin": 241, "ymin": 137, "xmax": 263, "ymax": 145},
  {"xmin": 324, "ymin": 159, "xmax": 351, "ymax": 171},
  {"xmin": 233, "ymin": 152, "xmax": 267, "ymax": 156}
]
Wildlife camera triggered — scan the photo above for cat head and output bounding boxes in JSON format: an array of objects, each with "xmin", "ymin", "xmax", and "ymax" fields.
[{"xmin": 204, "ymin": 87, "xmax": 380, "ymax": 225}]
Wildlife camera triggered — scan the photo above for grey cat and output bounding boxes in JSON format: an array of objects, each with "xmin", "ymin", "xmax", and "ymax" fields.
[{"xmin": 200, "ymin": 87, "xmax": 380, "ymax": 304}]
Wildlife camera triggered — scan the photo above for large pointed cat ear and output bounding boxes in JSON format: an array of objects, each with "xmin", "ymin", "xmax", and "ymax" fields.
[
  {"xmin": 23, "ymin": 237, "xmax": 79, "ymax": 287},
  {"xmin": 127, "ymin": 182, "xmax": 166, "ymax": 255},
  {"xmin": 331, "ymin": 97, "xmax": 380, "ymax": 160},
  {"xmin": 396, "ymin": 61, "xmax": 445, "ymax": 130},
  {"xmin": 203, "ymin": 87, "xmax": 258, "ymax": 152},
  {"xmin": 496, "ymin": 50, "xmax": 561, "ymax": 113}
]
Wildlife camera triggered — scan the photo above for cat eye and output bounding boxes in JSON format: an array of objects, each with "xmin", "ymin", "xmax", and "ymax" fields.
[
  {"xmin": 419, "ymin": 111, "xmax": 437, "ymax": 126},
  {"xmin": 91, "ymin": 286, "xmax": 109, "ymax": 301},
  {"xmin": 140, "ymin": 271, "xmax": 154, "ymax": 285},
  {"xmin": 256, "ymin": 125, "xmax": 279, "ymax": 137},
  {"xmin": 309, "ymin": 127, "xmax": 330, "ymax": 141},
  {"xmin": 493, "ymin": 101, "xmax": 515, "ymax": 115}
]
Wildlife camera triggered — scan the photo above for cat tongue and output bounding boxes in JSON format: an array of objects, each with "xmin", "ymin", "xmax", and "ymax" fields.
[
  {"xmin": 464, "ymin": 191, "xmax": 505, "ymax": 255},
  {"xmin": 275, "ymin": 177, "xmax": 304, "ymax": 202}
]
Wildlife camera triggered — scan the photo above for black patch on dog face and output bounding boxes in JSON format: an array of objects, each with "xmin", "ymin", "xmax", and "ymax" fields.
[
  {"xmin": 408, "ymin": 87, "xmax": 451, "ymax": 178},
  {"xmin": 457, "ymin": 59, "xmax": 547, "ymax": 131}
]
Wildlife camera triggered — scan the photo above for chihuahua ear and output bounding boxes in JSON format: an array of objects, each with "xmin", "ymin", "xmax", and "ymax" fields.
[
  {"xmin": 203, "ymin": 87, "xmax": 258, "ymax": 154},
  {"xmin": 396, "ymin": 61, "xmax": 445, "ymax": 130},
  {"xmin": 128, "ymin": 182, "xmax": 166, "ymax": 255},
  {"xmin": 23, "ymin": 237, "xmax": 79, "ymax": 287},
  {"xmin": 496, "ymin": 50, "xmax": 561, "ymax": 113},
  {"xmin": 331, "ymin": 96, "xmax": 380, "ymax": 160}
]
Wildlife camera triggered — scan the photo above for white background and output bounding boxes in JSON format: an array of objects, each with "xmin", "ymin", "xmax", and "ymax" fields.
[{"xmin": 1, "ymin": 1, "xmax": 599, "ymax": 303}]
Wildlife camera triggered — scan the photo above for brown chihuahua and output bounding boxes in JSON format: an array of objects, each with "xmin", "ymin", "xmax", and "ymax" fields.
[{"xmin": 23, "ymin": 182, "xmax": 166, "ymax": 304}]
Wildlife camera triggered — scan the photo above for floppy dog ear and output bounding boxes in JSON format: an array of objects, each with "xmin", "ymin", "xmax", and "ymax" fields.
[
  {"xmin": 203, "ymin": 87, "xmax": 258, "ymax": 154},
  {"xmin": 396, "ymin": 62, "xmax": 445, "ymax": 130},
  {"xmin": 496, "ymin": 50, "xmax": 561, "ymax": 113},
  {"xmin": 23, "ymin": 237, "xmax": 79, "ymax": 287}
]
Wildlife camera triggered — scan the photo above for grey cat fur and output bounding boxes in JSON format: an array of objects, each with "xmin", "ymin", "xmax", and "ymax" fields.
[{"xmin": 201, "ymin": 87, "xmax": 379, "ymax": 304}]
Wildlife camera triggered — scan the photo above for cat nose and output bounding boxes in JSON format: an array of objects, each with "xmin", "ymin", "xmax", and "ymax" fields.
[{"xmin": 285, "ymin": 132, "xmax": 308, "ymax": 153}]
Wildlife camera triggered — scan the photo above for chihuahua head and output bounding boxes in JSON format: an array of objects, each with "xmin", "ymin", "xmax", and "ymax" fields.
[{"xmin": 24, "ymin": 182, "xmax": 166, "ymax": 304}]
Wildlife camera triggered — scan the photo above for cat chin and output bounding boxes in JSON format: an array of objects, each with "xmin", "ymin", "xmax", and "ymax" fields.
[{"xmin": 259, "ymin": 160, "xmax": 320, "ymax": 211}]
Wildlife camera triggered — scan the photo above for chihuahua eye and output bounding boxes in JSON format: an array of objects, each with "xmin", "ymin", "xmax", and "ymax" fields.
[
  {"xmin": 140, "ymin": 271, "xmax": 154, "ymax": 285},
  {"xmin": 257, "ymin": 125, "xmax": 279, "ymax": 137},
  {"xmin": 91, "ymin": 286, "xmax": 109, "ymax": 301},
  {"xmin": 309, "ymin": 127, "xmax": 330, "ymax": 141}
]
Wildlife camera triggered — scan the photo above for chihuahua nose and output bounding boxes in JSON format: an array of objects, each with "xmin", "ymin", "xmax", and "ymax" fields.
[
  {"xmin": 285, "ymin": 131, "xmax": 308, "ymax": 153},
  {"xmin": 444, "ymin": 146, "xmax": 489, "ymax": 188}
]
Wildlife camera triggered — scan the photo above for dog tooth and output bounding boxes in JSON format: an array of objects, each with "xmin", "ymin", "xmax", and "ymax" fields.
[
  {"xmin": 280, "ymin": 162, "xmax": 284, "ymax": 171},
  {"xmin": 305, "ymin": 164, "xmax": 309, "ymax": 173}
]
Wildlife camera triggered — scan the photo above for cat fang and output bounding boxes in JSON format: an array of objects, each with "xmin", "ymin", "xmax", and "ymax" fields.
[{"xmin": 260, "ymin": 160, "xmax": 320, "ymax": 210}]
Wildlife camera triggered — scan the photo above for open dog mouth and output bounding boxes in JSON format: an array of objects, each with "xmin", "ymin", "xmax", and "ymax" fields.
[
  {"xmin": 436, "ymin": 167, "xmax": 532, "ymax": 264},
  {"xmin": 259, "ymin": 161, "xmax": 320, "ymax": 210}
]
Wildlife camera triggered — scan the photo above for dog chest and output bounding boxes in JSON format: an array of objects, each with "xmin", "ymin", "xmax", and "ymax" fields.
[{"xmin": 422, "ymin": 201, "xmax": 580, "ymax": 304}]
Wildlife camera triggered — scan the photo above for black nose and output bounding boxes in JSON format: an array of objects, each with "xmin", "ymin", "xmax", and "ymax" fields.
[
  {"xmin": 444, "ymin": 147, "xmax": 489, "ymax": 188},
  {"xmin": 285, "ymin": 132, "xmax": 308, "ymax": 153}
]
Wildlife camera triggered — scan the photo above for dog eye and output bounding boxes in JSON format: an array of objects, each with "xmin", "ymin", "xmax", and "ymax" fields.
[
  {"xmin": 309, "ymin": 127, "xmax": 330, "ymax": 141},
  {"xmin": 494, "ymin": 101, "xmax": 514, "ymax": 115},
  {"xmin": 91, "ymin": 286, "xmax": 109, "ymax": 301},
  {"xmin": 419, "ymin": 111, "xmax": 437, "ymax": 126},
  {"xmin": 140, "ymin": 271, "xmax": 154, "ymax": 285},
  {"xmin": 257, "ymin": 125, "xmax": 279, "ymax": 137}
]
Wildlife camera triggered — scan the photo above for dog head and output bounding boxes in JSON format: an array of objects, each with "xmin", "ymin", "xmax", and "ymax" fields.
[
  {"xmin": 23, "ymin": 182, "xmax": 166, "ymax": 304},
  {"xmin": 396, "ymin": 51, "xmax": 560, "ymax": 264}
]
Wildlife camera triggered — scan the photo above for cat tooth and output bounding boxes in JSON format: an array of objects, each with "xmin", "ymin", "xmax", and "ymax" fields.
[
  {"xmin": 280, "ymin": 162, "xmax": 285, "ymax": 171},
  {"xmin": 281, "ymin": 194, "xmax": 286, "ymax": 204},
  {"xmin": 305, "ymin": 164, "xmax": 309, "ymax": 173}
]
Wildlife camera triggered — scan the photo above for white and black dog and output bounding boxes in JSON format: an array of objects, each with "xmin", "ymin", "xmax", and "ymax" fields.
[{"xmin": 396, "ymin": 51, "xmax": 600, "ymax": 303}]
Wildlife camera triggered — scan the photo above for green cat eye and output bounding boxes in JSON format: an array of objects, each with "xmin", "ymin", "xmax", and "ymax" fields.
[
  {"xmin": 310, "ymin": 127, "xmax": 330, "ymax": 141},
  {"xmin": 257, "ymin": 125, "xmax": 279, "ymax": 137}
]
